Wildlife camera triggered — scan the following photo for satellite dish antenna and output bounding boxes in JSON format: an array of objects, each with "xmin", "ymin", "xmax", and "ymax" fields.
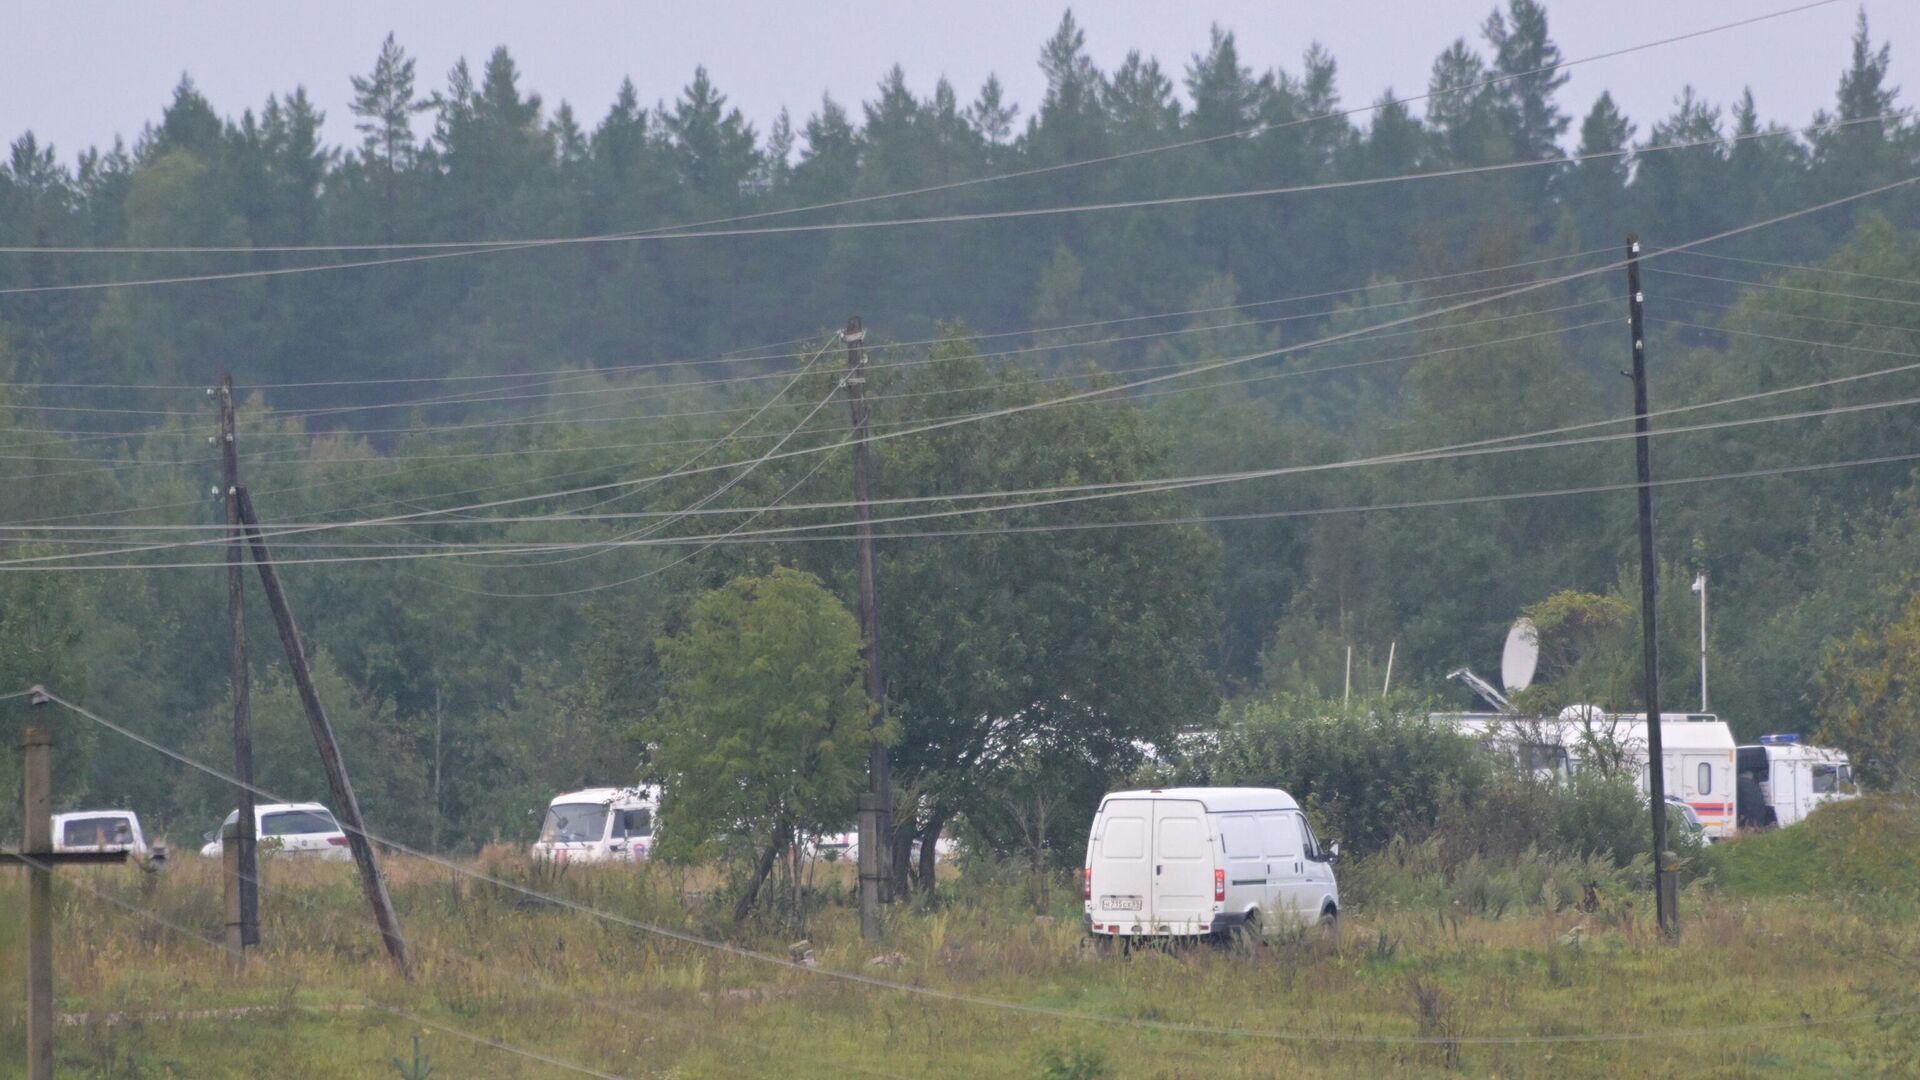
[{"xmin": 1501, "ymin": 618, "xmax": 1540, "ymax": 692}]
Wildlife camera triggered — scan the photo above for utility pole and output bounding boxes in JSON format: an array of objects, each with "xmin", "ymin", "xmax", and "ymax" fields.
[
  {"xmin": 5, "ymin": 696, "xmax": 129, "ymax": 1080},
  {"xmin": 217, "ymin": 375, "xmax": 260, "ymax": 954},
  {"xmin": 846, "ymin": 315, "xmax": 892, "ymax": 942},
  {"xmin": 1627, "ymin": 236, "xmax": 1678, "ymax": 937},
  {"xmin": 236, "ymin": 488, "xmax": 413, "ymax": 978}
]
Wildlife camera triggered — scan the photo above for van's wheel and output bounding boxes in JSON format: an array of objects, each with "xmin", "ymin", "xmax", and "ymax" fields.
[
  {"xmin": 1318, "ymin": 903, "xmax": 1340, "ymax": 940},
  {"xmin": 1221, "ymin": 911, "xmax": 1261, "ymax": 954}
]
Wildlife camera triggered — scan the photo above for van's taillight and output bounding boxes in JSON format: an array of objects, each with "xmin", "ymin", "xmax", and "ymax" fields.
[
  {"xmin": 1083, "ymin": 867, "xmax": 1092, "ymax": 901},
  {"xmin": 1213, "ymin": 868, "xmax": 1225, "ymax": 902},
  {"xmin": 327, "ymin": 836, "xmax": 349, "ymax": 846}
]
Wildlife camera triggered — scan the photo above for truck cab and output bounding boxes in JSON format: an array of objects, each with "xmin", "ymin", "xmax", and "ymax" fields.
[
  {"xmin": 1737, "ymin": 735, "xmax": 1857, "ymax": 829},
  {"xmin": 532, "ymin": 786, "xmax": 659, "ymax": 864}
]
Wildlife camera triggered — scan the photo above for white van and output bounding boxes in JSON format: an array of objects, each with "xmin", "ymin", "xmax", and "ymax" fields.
[
  {"xmin": 531, "ymin": 786, "xmax": 659, "ymax": 864},
  {"xmin": 52, "ymin": 809, "xmax": 150, "ymax": 858},
  {"xmin": 1083, "ymin": 787, "xmax": 1338, "ymax": 940},
  {"xmin": 1737, "ymin": 735, "xmax": 1858, "ymax": 828}
]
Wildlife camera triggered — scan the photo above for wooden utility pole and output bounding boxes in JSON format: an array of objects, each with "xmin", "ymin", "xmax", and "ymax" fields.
[
  {"xmin": 1626, "ymin": 236, "xmax": 1678, "ymax": 936},
  {"xmin": 5, "ymin": 699, "xmax": 128, "ymax": 1080},
  {"xmin": 846, "ymin": 316, "xmax": 892, "ymax": 941},
  {"xmin": 217, "ymin": 376, "xmax": 260, "ymax": 952},
  {"xmin": 236, "ymin": 488, "xmax": 413, "ymax": 978}
]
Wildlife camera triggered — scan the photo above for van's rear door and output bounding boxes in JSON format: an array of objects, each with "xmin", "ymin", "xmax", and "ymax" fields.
[
  {"xmin": 1150, "ymin": 800, "xmax": 1210, "ymax": 933},
  {"xmin": 1091, "ymin": 800, "xmax": 1152, "ymax": 927}
]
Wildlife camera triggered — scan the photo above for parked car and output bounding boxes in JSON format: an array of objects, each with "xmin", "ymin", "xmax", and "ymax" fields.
[
  {"xmin": 531, "ymin": 787, "xmax": 658, "ymax": 864},
  {"xmin": 1083, "ymin": 787, "xmax": 1338, "ymax": 942},
  {"xmin": 52, "ymin": 809, "xmax": 152, "ymax": 858},
  {"xmin": 1665, "ymin": 796, "xmax": 1705, "ymax": 841},
  {"xmin": 199, "ymin": 802, "xmax": 351, "ymax": 862}
]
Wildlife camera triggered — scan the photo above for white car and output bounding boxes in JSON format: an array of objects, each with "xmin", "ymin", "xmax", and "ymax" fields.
[
  {"xmin": 1084, "ymin": 787, "xmax": 1339, "ymax": 941},
  {"xmin": 200, "ymin": 802, "xmax": 351, "ymax": 862},
  {"xmin": 531, "ymin": 787, "xmax": 659, "ymax": 864},
  {"xmin": 52, "ymin": 809, "xmax": 151, "ymax": 857}
]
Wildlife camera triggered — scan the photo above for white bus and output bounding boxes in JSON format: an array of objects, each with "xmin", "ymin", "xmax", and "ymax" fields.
[{"xmin": 1433, "ymin": 710, "xmax": 1739, "ymax": 840}]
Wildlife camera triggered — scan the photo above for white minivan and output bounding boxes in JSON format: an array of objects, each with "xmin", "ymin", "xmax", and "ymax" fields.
[
  {"xmin": 1083, "ymin": 787, "xmax": 1339, "ymax": 940},
  {"xmin": 531, "ymin": 787, "xmax": 659, "ymax": 864}
]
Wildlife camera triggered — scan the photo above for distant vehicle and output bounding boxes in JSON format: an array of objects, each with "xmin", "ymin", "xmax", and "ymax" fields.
[
  {"xmin": 1434, "ymin": 710, "xmax": 1740, "ymax": 840},
  {"xmin": 1736, "ymin": 734, "xmax": 1859, "ymax": 829},
  {"xmin": 1665, "ymin": 796, "xmax": 1704, "ymax": 841},
  {"xmin": 199, "ymin": 802, "xmax": 351, "ymax": 861},
  {"xmin": 805, "ymin": 831, "xmax": 958, "ymax": 865},
  {"xmin": 531, "ymin": 787, "xmax": 658, "ymax": 864},
  {"xmin": 1083, "ymin": 787, "xmax": 1338, "ymax": 942},
  {"xmin": 52, "ymin": 809, "xmax": 151, "ymax": 858},
  {"xmin": 806, "ymin": 831, "xmax": 858, "ymax": 862}
]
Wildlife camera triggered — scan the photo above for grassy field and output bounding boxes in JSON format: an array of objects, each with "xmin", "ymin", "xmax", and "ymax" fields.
[{"xmin": 4, "ymin": 808, "xmax": 1919, "ymax": 1079}]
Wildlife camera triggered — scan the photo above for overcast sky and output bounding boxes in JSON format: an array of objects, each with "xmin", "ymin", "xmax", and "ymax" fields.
[{"xmin": 3, "ymin": 1, "xmax": 1913, "ymax": 163}]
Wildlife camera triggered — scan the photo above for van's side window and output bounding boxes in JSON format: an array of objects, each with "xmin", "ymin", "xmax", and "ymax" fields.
[
  {"xmin": 624, "ymin": 809, "xmax": 653, "ymax": 838},
  {"xmin": 1697, "ymin": 762, "xmax": 1712, "ymax": 795}
]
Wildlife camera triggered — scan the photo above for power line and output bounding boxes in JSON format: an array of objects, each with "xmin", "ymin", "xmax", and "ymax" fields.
[
  {"xmin": 42, "ymin": 686, "xmax": 1919, "ymax": 1048},
  {"xmin": 0, "ymin": 0, "xmax": 1841, "ymax": 261},
  {"xmin": 8, "ymin": 174, "xmax": 1911, "ymax": 547},
  {"xmin": 1673, "ymin": 249, "xmax": 1920, "ymax": 290},
  {"xmin": 0, "ymin": 108, "xmax": 1901, "ymax": 298},
  {"xmin": 10, "ymin": 389, "xmax": 1920, "ymax": 569},
  {"xmin": 1646, "ymin": 266, "xmax": 1920, "ymax": 307}
]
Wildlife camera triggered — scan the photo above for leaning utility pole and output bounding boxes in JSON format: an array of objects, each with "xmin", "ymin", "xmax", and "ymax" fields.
[
  {"xmin": 236, "ymin": 488, "xmax": 413, "ymax": 978},
  {"xmin": 1626, "ymin": 236, "xmax": 1678, "ymax": 936},
  {"xmin": 846, "ymin": 316, "xmax": 892, "ymax": 942},
  {"xmin": 216, "ymin": 376, "xmax": 260, "ymax": 955}
]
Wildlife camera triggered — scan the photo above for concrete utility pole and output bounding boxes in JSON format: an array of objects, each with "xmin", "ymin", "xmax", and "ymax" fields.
[
  {"xmin": 846, "ymin": 316, "xmax": 892, "ymax": 942},
  {"xmin": 217, "ymin": 375, "xmax": 260, "ymax": 955},
  {"xmin": 236, "ymin": 488, "xmax": 413, "ymax": 978},
  {"xmin": 1626, "ymin": 236, "xmax": 1678, "ymax": 937},
  {"xmin": 4, "ymin": 699, "xmax": 129, "ymax": 1080}
]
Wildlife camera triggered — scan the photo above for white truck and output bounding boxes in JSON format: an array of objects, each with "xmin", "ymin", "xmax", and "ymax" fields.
[
  {"xmin": 1434, "ymin": 710, "xmax": 1740, "ymax": 840},
  {"xmin": 1736, "ymin": 734, "xmax": 1858, "ymax": 828},
  {"xmin": 51, "ymin": 809, "xmax": 151, "ymax": 858},
  {"xmin": 531, "ymin": 786, "xmax": 659, "ymax": 864},
  {"xmin": 1083, "ymin": 787, "xmax": 1338, "ymax": 941}
]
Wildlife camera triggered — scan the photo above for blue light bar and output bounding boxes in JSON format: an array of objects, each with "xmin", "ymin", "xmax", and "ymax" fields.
[{"xmin": 1759, "ymin": 733, "xmax": 1802, "ymax": 745}]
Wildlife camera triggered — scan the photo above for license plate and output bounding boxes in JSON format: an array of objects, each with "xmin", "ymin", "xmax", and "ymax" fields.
[{"xmin": 1101, "ymin": 896, "xmax": 1142, "ymax": 911}]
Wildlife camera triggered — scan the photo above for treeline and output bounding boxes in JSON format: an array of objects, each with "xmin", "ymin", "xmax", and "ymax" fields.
[{"xmin": 1, "ymin": 5, "xmax": 1918, "ymax": 859}]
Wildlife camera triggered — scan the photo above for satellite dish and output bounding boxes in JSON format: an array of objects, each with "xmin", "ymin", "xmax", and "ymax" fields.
[{"xmin": 1501, "ymin": 619, "xmax": 1540, "ymax": 692}]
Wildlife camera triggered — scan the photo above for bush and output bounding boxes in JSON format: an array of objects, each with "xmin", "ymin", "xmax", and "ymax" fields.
[
  {"xmin": 1183, "ymin": 692, "xmax": 1493, "ymax": 853},
  {"xmin": 1342, "ymin": 835, "xmax": 1645, "ymax": 917},
  {"xmin": 1703, "ymin": 795, "xmax": 1920, "ymax": 902}
]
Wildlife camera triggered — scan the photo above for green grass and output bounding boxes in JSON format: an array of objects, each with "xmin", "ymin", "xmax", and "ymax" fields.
[
  {"xmin": 3, "ymin": 836, "xmax": 1918, "ymax": 1079},
  {"xmin": 1701, "ymin": 795, "xmax": 1920, "ymax": 902}
]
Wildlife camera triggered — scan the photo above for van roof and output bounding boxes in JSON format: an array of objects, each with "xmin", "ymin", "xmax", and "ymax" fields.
[
  {"xmin": 1099, "ymin": 787, "xmax": 1299, "ymax": 813},
  {"xmin": 52, "ymin": 809, "xmax": 137, "ymax": 821},
  {"xmin": 549, "ymin": 786, "xmax": 659, "ymax": 807}
]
